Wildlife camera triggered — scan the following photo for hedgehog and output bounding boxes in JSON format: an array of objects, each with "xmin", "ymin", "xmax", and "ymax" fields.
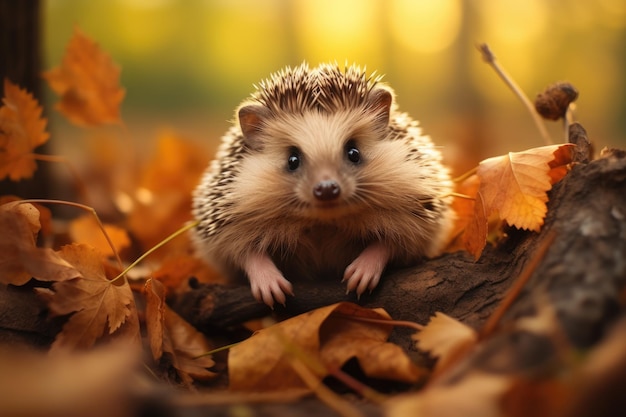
[{"xmin": 192, "ymin": 62, "xmax": 454, "ymax": 307}]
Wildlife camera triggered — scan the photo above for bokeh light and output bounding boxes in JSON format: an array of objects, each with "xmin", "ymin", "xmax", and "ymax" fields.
[{"xmin": 43, "ymin": 0, "xmax": 626, "ymax": 171}]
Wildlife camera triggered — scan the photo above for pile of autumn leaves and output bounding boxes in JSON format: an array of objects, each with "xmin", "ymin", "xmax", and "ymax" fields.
[{"xmin": 0, "ymin": 27, "xmax": 575, "ymax": 406}]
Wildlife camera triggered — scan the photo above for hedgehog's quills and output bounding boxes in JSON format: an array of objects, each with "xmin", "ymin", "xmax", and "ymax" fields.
[{"xmin": 192, "ymin": 62, "xmax": 454, "ymax": 307}]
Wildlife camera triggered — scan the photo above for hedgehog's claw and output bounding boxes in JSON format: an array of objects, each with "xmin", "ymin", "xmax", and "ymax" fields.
[
  {"xmin": 343, "ymin": 242, "xmax": 389, "ymax": 297},
  {"xmin": 245, "ymin": 252, "xmax": 294, "ymax": 308}
]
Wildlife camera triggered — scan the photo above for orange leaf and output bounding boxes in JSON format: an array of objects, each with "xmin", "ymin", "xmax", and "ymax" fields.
[
  {"xmin": 41, "ymin": 243, "xmax": 138, "ymax": 351},
  {"xmin": 0, "ymin": 202, "xmax": 78, "ymax": 285},
  {"xmin": 68, "ymin": 214, "xmax": 130, "ymax": 258},
  {"xmin": 464, "ymin": 190, "xmax": 488, "ymax": 260},
  {"xmin": 144, "ymin": 278, "xmax": 165, "ymax": 361},
  {"xmin": 477, "ymin": 144, "xmax": 574, "ymax": 231},
  {"xmin": 42, "ymin": 26, "xmax": 125, "ymax": 126},
  {"xmin": 0, "ymin": 79, "xmax": 49, "ymax": 180}
]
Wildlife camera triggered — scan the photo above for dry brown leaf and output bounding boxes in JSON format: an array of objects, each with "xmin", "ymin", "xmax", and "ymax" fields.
[
  {"xmin": 68, "ymin": 214, "xmax": 130, "ymax": 258},
  {"xmin": 320, "ymin": 308, "xmax": 425, "ymax": 383},
  {"xmin": 0, "ymin": 79, "xmax": 49, "ymax": 181},
  {"xmin": 413, "ymin": 312, "xmax": 478, "ymax": 373},
  {"xmin": 144, "ymin": 278, "xmax": 216, "ymax": 385},
  {"xmin": 0, "ymin": 202, "xmax": 79, "ymax": 285},
  {"xmin": 42, "ymin": 26, "xmax": 125, "ymax": 126},
  {"xmin": 477, "ymin": 144, "xmax": 575, "ymax": 231},
  {"xmin": 144, "ymin": 278, "xmax": 165, "ymax": 361},
  {"xmin": 229, "ymin": 302, "xmax": 421, "ymax": 392},
  {"xmin": 40, "ymin": 243, "xmax": 138, "ymax": 351}
]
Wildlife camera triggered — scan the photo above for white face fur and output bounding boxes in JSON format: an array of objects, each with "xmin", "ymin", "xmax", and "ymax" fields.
[{"xmin": 231, "ymin": 103, "xmax": 395, "ymax": 223}]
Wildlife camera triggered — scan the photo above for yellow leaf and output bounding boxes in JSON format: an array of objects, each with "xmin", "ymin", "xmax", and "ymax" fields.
[
  {"xmin": 41, "ymin": 243, "xmax": 138, "ymax": 351},
  {"xmin": 42, "ymin": 26, "xmax": 125, "ymax": 126},
  {"xmin": 413, "ymin": 312, "xmax": 477, "ymax": 372},
  {"xmin": 0, "ymin": 79, "xmax": 49, "ymax": 180},
  {"xmin": 477, "ymin": 144, "xmax": 575, "ymax": 231}
]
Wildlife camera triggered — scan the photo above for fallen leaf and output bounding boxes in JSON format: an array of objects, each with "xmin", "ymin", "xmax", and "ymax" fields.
[
  {"xmin": 320, "ymin": 308, "xmax": 425, "ymax": 383},
  {"xmin": 42, "ymin": 26, "xmax": 125, "ymax": 126},
  {"xmin": 229, "ymin": 302, "xmax": 422, "ymax": 392},
  {"xmin": 0, "ymin": 79, "xmax": 49, "ymax": 180},
  {"xmin": 413, "ymin": 312, "xmax": 478, "ymax": 372},
  {"xmin": 144, "ymin": 278, "xmax": 216, "ymax": 385},
  {"xmin": 477, "ymin": 144, "xmax": 575, "ymax": 231},
  {"xmin": 446, "ymin": 173, "xmax": 481, "ymax": 251},
  {"xmin": 40, "ymin": 243, "xmax": 138, "ymax": 351},
  {"xmin": 68, "ymin": 214, "xmax": 130, "ymax": 258},
  {"xmin": 464, "ymin": 186, "xmax": 489, "ymax": 260},
  {"xmin": 0, "ymin": 202, "xmax": 78, "ymax": 285}
]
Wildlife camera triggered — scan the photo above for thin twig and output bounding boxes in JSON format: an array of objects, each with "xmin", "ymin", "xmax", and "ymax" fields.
[
  {"xmin": 332, "ymin": 313, "xmax": 424, "ymax": 332},
  {"xmin": 477, "ymin": 43, "xmax": 553, "ymax": 146},
  {"xmin": 113, "ymin": 220, "xmax": 199, "ymax": 282}
]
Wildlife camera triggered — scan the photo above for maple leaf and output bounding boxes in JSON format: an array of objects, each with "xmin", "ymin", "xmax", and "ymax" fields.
[
  {"xmin": 42, "ymin": 26, "xmax": 125, "ymax": 126},
  {"xmin": 144, "ymin": 278, "xmax": 216, "ymax": 385},
  {"xmin": 40, "ymin": 243, "xmax": 138, "ymax": 351},
  {"xmin": 0, "ymin": 79, "xmax": 49, "ymax": 181},
  {"xmin": 0, "ymin": 202, "xmax": 78, "ymax": 285},
  {"xmin": 477, "ymin": 143, "xmax": 575, "ymax": 231},
  {"xmin": 229, "ymin": 302, "xmax": 423, "ymax": 392}
]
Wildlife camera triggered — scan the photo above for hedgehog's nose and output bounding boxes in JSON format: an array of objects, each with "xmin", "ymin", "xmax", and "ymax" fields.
[{"xmin": 313, "ymin": 180, "xmax": 341, "ymax": 201}]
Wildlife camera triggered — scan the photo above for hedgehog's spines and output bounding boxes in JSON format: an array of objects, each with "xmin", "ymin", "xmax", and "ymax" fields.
[{"xmin": 250, "ymin": 62, "xmax": 384, "ymax": 116}]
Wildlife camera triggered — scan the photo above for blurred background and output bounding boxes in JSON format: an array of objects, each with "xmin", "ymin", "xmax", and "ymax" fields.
[{"xmin": 42, "ymin": 0, "xmax": 626, "ymax": 175}]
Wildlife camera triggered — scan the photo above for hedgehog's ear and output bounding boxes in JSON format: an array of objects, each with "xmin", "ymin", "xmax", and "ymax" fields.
[
  {"xmin": 238, "ymin": 104, "xmax": 269, "ymax": 150},
  {"xmin": 366, "ymin": 87, "xmax": 393, "ymax": 128}
]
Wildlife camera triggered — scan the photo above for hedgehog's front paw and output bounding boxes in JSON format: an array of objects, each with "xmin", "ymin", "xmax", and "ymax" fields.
[
  {"xmin": 244, "ymin": 252, "xmax": 294, "ymax": 308},
  {"xmin": 343, "ymin": 242, "xmax": 390, "ymax": 297}
]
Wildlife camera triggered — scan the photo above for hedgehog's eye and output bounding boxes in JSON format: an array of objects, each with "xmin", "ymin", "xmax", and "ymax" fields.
[
  {"xmin": 287, "ymin": 148, "xmax": 301, "ymax": 171},
  {"xmin": 345, "ymin": 140, "xmax": 361, "ymax": 164}
]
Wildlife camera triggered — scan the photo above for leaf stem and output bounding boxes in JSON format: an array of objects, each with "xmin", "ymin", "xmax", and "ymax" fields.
[
  {"xmin": 16, "ymin": 199, "xmax": 123, "ymax": 270},
  {"xmin": 477, "ymin": 43, "xmax": 553, "ymax": 146},
  {"xmin": 112, "ymin": 220, "xmax": 199, "ymax": 283},
  {"xmin": 452, "ymin": 166, "xmax": 477, "ymax": 184},
  {"xmin": 332, "ymin": 313, "xmax": 424, "ymax": 331}
]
